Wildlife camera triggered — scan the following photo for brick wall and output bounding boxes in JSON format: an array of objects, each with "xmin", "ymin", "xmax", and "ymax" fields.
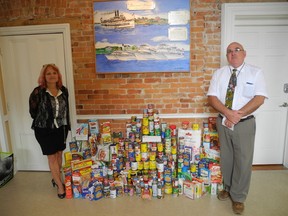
[{"xmin": 0, "ymin": 0, "xmax": 284, "ymax": 132}]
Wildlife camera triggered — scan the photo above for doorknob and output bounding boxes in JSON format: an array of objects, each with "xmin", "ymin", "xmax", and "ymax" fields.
[{"xmin": 284, "ymin": 83, "xmax": 288, "ymax": 93}]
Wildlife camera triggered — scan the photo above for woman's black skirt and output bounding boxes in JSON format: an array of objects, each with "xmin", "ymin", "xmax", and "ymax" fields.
[{"xmin": 34, "ymin": 126, "xmax": 69, "ymax": 155}]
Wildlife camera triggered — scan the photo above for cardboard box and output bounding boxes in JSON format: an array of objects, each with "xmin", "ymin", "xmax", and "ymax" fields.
[
  {"xmin": 183, "ymin": 180, "xmax": 195, "ymax": 199},
  {"xmin": 0, "ymin": 152, "xmax": 14, "ymax": 188}
]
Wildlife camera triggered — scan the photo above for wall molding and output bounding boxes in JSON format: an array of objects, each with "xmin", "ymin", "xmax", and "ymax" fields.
[{"xmin": 77, "ymin": 113, "xmax": 218, "ymax": 120}]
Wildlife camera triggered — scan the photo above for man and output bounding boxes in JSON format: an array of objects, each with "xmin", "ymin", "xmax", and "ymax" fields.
[{"xmin": 207, "ymin": 42, "xmax": 268, "ymax": 214}]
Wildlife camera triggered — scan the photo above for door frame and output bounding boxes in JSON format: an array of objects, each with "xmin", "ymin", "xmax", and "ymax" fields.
[
  {"xmin": 0, "ymin": 23, "xmax": 77, "ymax": 158},
  {"xmin": 221, "ymin": 2, "xmax": 288, "ymax": 167}
]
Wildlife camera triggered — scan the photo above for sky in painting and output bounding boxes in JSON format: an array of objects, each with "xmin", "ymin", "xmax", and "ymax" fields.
[{"xmin": 94, "ymin": 0, "xmax": 189, "ymax": 20}]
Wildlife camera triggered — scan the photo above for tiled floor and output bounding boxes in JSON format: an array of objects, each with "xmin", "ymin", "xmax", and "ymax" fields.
[{"xmin": 0, "ymin": 169, "xmax": 288, "ymax": 216}]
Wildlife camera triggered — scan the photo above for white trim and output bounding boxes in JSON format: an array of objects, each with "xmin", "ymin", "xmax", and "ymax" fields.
[
  {"xmin": 0, "ymin": 23, "xmax": 77, "ymax": 138},
  {"xmin": 77, "ymin": 113, "xmax": 218, "ymax": 120},
  {"xmin": 0, "ymin": 24, "xmax": 71, "ymax": 35}
]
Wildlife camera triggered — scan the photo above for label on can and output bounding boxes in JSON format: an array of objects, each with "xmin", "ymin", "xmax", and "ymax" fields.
[
  {"xmin": 141, "ymin": 143, "xmax": 148, "ymax": 152},
  {"xmin": 165, "ymin": 128, "xmax": 171, "ymax": 138},
  {"xmin": 110, "ymin": 188, "xmax": 117, "ymax": 198},
  {"xmin": 192, "ymin": 123, "xmax": 199, "ymax": 130},
  {"xmin": 182, "ymin": 121, "xmax": 189, "ymax": 130},
  {"xmin": 157, "ymin": 151, "xmax": 163, "ymax": 159},
  {"xmin": 141, "ymin": 152, "xmax": 148, "ymax": 161},
  {"xmin": 131, "ymin": 161, "xmax": 138, "ymax": 171},
  {"xmin": 164, "ymin": 183, "xmax": 172, "ymax": 194},
  {"xmin": 149, "ymin": 121, "xmax": 154, "ymax": 134},
  {"xmin": 183, "ymin": 152, "xmax": 190, "ymax": 167},
  {"xmin": 135, "ymin": 152, "xmax": 141, "ymax": 162},
  {"xmin": 149, "ymin": 151, "xmax": 156, "ymax": 161},
  {"xmin": 151, "ymin": 143, "xmax": 157, "ymax": 152},
  {"xmin": 149, "ymin": 160, "xmax": 157, "ymax": 170},
  {"xmin": 142, "ymin": 117, "xmax": 149, "ymax": 126},
  {"xmin": 171, "ymin": 145, "xmax": 177, "ymax": 154},
  {"xmin": 164, "ymin": 167, "xmax": 172, "ymax": 183},
  {"xmin": 169, "ymin": 125, "xmax": 177, "ymax": 137},
  {"xmin": 138, "ymin": 161, "xmax": 144, "ymax": 170},
  {"xmin": 157, "ymin": 161, "xmax": 164, "ymax": 172},
  {"xmin": 143, "ymin": 161, "xmax": 150, "ymax": 170},
  {"xmin": 157, "ymin": 142, "xmax": 163, "ymax": 152},
  {"xmin": 142, "ymin": 126, "xmax": 149, "ymax": 135}
]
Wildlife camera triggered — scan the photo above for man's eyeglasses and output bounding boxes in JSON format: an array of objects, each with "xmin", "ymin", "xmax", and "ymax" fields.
[{"xmin": 227, "ymin": 47, "xmax": 244, "ymax": 54}]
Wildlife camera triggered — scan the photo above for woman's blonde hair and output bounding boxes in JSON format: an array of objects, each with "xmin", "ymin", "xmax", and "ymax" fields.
[{"xmin": 38, "ymin": 64, "xmax": 63, "ymax": 88}]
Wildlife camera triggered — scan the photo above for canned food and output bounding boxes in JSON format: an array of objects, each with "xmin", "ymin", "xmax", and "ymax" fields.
[
  {"xmin": 143, "ymin": 109, "xmax": 148, "ymax": 118},
  {"xmin": 164, "ymin": 183, "xmax": 172, "ymax": 194},
  {"xmin": 125, "ymin": 161, "xmax": 131, "ymax": 170},
  {"xmin": 157, "ymin": 142, "xmax": 163, "ymax": 152},
  {"xmin": 161, "ymin": 122, "xmax": 167, "ymax": 132},
  {"xmin": 143, "ymin": 161, "xmax": 150, "ymax": 170},
  {"xmin": 110, "ymin": 187, "xmax": 117, "ymax": 198},
  {"xmin": 182, "ymin": 121, "xmax": 189, "ymax": 130},
  {"xmin": 169, "ymin": 125, "xmax": 177, "ymax": 137},
  {"xmin": 157, "ymin": 151, "xmax": 163, "ymax": 159},
  {"xmin": 157, "ymin": 160, "xmax": 164, "ymax": 172},
  {"xmin": 149, "ymin": 160, "xmax": 157, "ymax": 170},
  {"xmin": 149, "ymin": 151, "xmax": 156, "ymax": 161},
  {"xmin": 129, "ymin": 132, "xmax": 135, "ymax": 142},
  {"xmin": 142, "ymin": 117, "xmax": 149, "ymax": 126},
  {"xmin": 138, "ymin": 161, "xmax": 144, "ymax": 170},
  {"xmin": 131, "ymin": 161, "xmax": 138, "ymax": 171},
  {"xmin": 192, "ymin": 123, "xmax": 199, "ymax": 130},
  {"xmin": 141, "ymin": 152, "xmax": 148, "ymax": 161},
  {"xmin": 131, "ymin": 116, "xmax": 137, "ymax": 123},
  {"xmin": 150, "ymin": 143, "xmax": 157, "ymax": 152},
  {"xmin": 171, "ymin": 145, "xmax": 177, "ymax": 155},
  {"xmin": 183, "ymin": 152, "xmax": 190, "ymax": 167},
  {"xmin": 135, "ymin": 152, "xmax": 141, "ymax": 162},
  {"xmin": 148, "ymin": 103, "xmax": 154, "ymax": 109},
  {"xmin": 149, "ymin": 121, "xmax": 154, "ymax": 135},
  {"xmin": 141, "ymin": 143, "xmax": 148, "ymax": 153},
  {"xmin": 142, "ymin": 126, "xmax": 149, "ymax": 135},
  {"xmin": 171, "ymin": 137, "xmax": 177, "ymax": 146},
  {"xmin": 154, "ymin": 111, "xmax": 160, "ymax": 122},
  {"xmin": 165, "ymin": 128, "xmax": 171, "ymax": 138},
  {"xmin": 164, "ymin": 167, "xmax": 172, "ymax": 184},
  {"xmin": 155, "ymin": 128, "xmax": 161, "ymax": 136}
]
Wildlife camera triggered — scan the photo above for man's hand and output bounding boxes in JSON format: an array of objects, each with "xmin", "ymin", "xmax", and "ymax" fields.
[
  {"xmin": 225, "ymin": 109, "xmax": 244, "ymax": 125},
  {"xmin": 224, "ymin": 118, "xmax": 234, "ymax": 128}
]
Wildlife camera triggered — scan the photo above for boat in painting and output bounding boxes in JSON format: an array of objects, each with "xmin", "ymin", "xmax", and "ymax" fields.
[
  {"xmin": 100, "ymin": 10, "xmax": 135, "ymax": 29},
  {"xmin": 104, "ymin": 43, "xmax": 184, "ymax": 61}
]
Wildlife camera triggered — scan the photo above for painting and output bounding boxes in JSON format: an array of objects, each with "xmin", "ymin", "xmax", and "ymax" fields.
[{"xmin": 93, "ymin": 0, "xmax": 190, "ymax": 73}]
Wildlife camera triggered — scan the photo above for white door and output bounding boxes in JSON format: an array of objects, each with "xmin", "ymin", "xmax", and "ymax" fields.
[
  {"xmin": 0, "ymin": 25, "xmax": 76, "ymax": 171},
  {"xmin": 221, "ymin": 3, "xmax": 288, "ymax": 165},
  {"xmin": 234, "ymin": 26, "xmax": 288, "ymax": 164}
]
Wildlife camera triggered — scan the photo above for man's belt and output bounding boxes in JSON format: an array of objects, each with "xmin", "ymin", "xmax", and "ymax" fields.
[{"xmin": 218, "ymin": 114, "xmax": 254, "ymax": 122}]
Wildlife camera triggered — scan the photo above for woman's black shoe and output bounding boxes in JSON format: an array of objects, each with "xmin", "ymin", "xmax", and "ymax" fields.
[
  {"xmin": 58, "ymin": 192, "xmax": 66, "ymax": 199},
  {"xmin": 52, "ymin": 179, "xmax": 66, "ymax": 199}
]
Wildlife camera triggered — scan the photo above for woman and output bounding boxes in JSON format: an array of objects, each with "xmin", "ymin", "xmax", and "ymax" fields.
[{"xmin": 29, "ymin": 64, "xmax": 71, "ymax": 199}]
